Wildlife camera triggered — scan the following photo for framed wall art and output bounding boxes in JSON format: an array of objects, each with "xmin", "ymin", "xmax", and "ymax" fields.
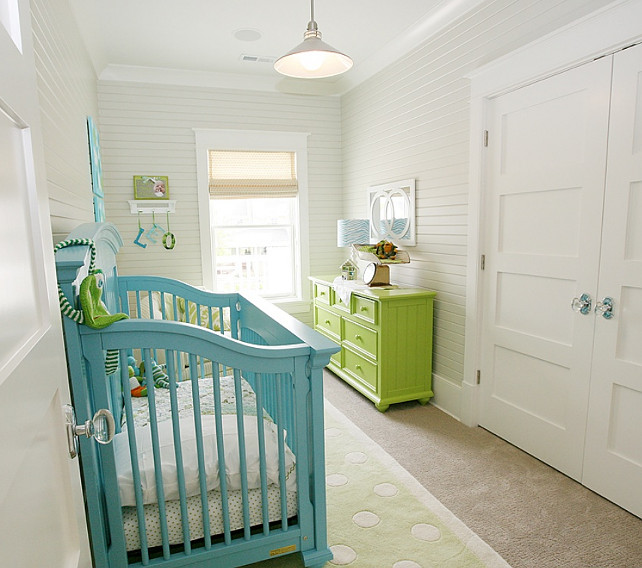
[{"xmin": 133, "ymin": 175, "xmax": 169, "ymax": 200}]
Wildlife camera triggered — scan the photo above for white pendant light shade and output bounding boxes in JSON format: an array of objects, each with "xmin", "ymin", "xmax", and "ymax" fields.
[{"xmin": 274, "ymin": 1, "xmax": 352, "ymax": 79}]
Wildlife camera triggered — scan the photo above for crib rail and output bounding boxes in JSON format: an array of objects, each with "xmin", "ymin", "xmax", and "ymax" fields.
[
  {"xmin": 117, "ymin": 275, "xmax": 240, "ymax": 338},
  {"xmin": 81, "ymin": 319, "xmax": 314, "ymax": 565}
]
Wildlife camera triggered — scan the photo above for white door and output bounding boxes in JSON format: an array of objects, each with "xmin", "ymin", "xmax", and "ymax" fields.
[
  {"xmin": 480, "ymin": 57, "xmax": 613, "ymax": 480},
  {"xmin": 0, "ymin": 1, "xmax": 90, "ymax": 566},
  {"xmin": 582, "ymin": 43, "xmax": 642, "ymax": 518}
]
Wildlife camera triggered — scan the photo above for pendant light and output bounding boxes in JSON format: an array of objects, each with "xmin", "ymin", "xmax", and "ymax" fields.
[{"xmin": 274, "ymin": 0, "xmax": 353, "ymax": 79}]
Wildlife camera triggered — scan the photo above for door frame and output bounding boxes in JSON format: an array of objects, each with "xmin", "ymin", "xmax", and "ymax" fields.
[{"xmin": 461, "ymin": 0, "xmax": 642, "ymax": 427}]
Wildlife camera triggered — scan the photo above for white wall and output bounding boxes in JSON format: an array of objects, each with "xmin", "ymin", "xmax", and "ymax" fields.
[
  {"xmin": 97, "ymin": 81, "xmax": 343, "ymax": 325},
  {"xmin": 31, "ymin": 0, "xmax": 98, "ymax": 242},
  {"xmin": 340, "ymin": 0, "xmax": 615, "ymax": 417}
]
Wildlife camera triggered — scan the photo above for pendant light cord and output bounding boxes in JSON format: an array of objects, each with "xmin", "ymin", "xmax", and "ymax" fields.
[{"xmin": 307, "ymin": 0, "xmax": 318, "ymax": 35}]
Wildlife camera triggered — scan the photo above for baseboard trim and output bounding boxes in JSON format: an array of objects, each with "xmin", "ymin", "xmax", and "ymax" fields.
[{"xmin": 430, "ymin": 373, "xmax": 462, "ymax": 422}]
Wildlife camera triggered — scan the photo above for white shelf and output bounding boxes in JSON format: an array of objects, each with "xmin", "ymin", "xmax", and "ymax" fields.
[{"xmin": 128, "ymin": 200, "xmax": 176, "ymax": 214}]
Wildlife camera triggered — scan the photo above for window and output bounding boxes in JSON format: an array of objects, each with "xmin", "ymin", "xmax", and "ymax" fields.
[{"xmin": 195, "ymin": 130, "xmax": 310, "ymax": 306}]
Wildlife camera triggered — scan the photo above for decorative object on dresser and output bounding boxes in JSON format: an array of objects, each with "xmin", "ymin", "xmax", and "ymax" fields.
[{"xmin": 310, "ymin": 276, "xmax": 436, "ymax": 412}]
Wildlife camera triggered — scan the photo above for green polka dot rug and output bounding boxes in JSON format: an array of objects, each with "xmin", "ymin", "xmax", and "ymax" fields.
[{"xmin": 249, "ymin": 401, "xmax": 511, "ymax": 568}]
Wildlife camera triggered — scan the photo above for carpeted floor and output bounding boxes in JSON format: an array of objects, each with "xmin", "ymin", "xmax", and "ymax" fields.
[{"xmin": 322, "ymin": 371, "xmax": 642, "ymax": 568}]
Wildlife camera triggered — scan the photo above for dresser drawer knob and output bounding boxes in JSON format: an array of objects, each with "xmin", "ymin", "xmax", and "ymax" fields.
[
  {"xmin": 355, "ymin": 364, "xmax": 362, "ymax": 370},
  {"xmin": 355, "ymin": 334, "xmax": 362, "ymax": 340},
  {"xmin": 325, "ymin": 319, "xmax": 331, "ymax": 325}
]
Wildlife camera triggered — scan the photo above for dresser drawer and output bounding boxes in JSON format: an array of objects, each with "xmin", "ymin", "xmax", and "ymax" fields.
[
  {"xmin": 344, "ymin": 348, "xmax": 377, "ymax": 392},
  {"xmin": 330, "ymin": 291, "xmax": 350, "ymax": 312},
  {"xmin": 352, "ymin": 295, "xmax": 377, "ymax": 324},
  {"xmin": 343, "ymin": 319, "xmax": 377, "ymax": 358},
  {"xmin": 315, "ymin": 305, "xmax": 341, "ymax": 340},
  {"xmin": 314, "ymin": 283, "xmax": 331, "ymax": 305}
]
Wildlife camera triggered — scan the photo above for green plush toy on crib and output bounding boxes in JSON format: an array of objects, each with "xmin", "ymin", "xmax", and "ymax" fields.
[{"xmin": 127, "ymin": 355, "xmax": 171, "ymax": 397}]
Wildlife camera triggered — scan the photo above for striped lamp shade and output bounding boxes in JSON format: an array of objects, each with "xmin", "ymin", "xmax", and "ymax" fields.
[{"xmin": 337, "ymin": 219, "xmax": 370, "ymax": 247}]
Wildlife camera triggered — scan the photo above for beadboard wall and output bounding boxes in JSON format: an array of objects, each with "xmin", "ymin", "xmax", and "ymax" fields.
[
  {"xmin": 96, "ymin": 81, "xmax": 343, "ymax": 325},
  {"xmin": 31, "ymin": 0, "xmax": 98, "ymax": 242},
  {"xmin": 340, "ymin": 0, "xmax": 613, "ymax": 411}
]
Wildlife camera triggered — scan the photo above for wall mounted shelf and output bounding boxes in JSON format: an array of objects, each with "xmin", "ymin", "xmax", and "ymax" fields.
[{"xmin": 128, "ymin": 200, "xmax": 176, "ymax": 214}]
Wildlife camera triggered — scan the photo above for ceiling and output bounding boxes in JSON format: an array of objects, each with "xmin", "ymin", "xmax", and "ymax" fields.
[{"xmin": 69, "ymin": 0, "xmax": 486, "ymax": 94}]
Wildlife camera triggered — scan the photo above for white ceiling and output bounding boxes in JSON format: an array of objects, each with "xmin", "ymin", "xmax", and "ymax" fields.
[{"xmin": 69, "ymin": 0, "xmax": 486, "ymax": 94}]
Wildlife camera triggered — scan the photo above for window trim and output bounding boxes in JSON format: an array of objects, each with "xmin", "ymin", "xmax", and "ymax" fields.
[{"xmin": 194, "ymin": 129, "xmax": 311, "ymax": 307}]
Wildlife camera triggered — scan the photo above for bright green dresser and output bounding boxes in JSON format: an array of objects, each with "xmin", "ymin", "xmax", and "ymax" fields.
[{"xmin": 310, "ymin": 276, "xmax": 436, "ymax": 412}]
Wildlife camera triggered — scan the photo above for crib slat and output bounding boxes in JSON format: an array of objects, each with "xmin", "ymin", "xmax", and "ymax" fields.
[
  {"xmin": 253, "ymin": 374, "xmax": 271, "ymax": 534},
  {"xmin": 135, "ymin": 290, "xmax": 142, "ymax": 318},
  {"xmin": 143, "ymin": 349, "xmax": 172, "ymax": 560},
  {"xmin": 166, "ymin": 352, "xmax": 192, "ymax": 554},
  {"xmin": 120, "ymin": 351, "xmax": 151, "ymax": 565},
  {"xmin": 188, "ymin": 353, "xmax": 212, "ymax": 550},
  {"xmin": 233, "ymin": 367, "xmax": 252, "ymax": 540},
  {"xmin": 211, "ymin": 367, "xmax": 233, "ymax": 545},
  {"xmin": 275, "ymin": 373, "xmax": 289, "ymax": 530}
]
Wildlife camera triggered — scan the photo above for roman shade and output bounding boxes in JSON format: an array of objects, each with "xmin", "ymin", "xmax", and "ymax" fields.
[{"xmin": 208, "ymin": 150, "xmax": 298, "ymax": 199}]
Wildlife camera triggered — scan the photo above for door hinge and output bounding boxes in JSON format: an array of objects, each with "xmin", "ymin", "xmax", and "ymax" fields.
[
  {"xmin": 480, "ymin": 254, "xmax": 485, "ymax": 270},
  {"xmin": 476, "ymin": 370, "xmax": 481, "ymax": 385},
  {"xmin": 483, "ymin": 130, "xmax": 489, "ymax": 147}
]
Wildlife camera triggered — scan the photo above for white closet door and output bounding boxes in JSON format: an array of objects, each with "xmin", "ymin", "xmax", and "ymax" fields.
[
  {"xmin": 582, "ymin": 43, "xmax": 642, "ymax": 518},
  {"xmin": 480, "ymin": 57, "xmax": 613, "ymax": 480}
]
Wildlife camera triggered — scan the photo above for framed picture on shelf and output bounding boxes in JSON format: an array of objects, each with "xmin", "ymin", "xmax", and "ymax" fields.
[{"xmin": 133, "ymin": 175, "xmax": 169, "ymax": 199}]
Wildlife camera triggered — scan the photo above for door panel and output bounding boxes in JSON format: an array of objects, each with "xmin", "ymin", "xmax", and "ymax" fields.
[
  {"xmin": 480, "ymin": 57, "xmax": 613, "ymax": 480},
  {"xmin": 583, "ymin": 43, "xmax": 642, "ymax": 518},
  {"xmin": 0, "ymin": 0, "xmax": 90, "ymax": 565}
]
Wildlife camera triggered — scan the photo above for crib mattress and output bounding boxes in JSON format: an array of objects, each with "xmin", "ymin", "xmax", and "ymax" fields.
[{"xmin": 119, "ymin": 376, "xmax": 297, "ymax": 552}]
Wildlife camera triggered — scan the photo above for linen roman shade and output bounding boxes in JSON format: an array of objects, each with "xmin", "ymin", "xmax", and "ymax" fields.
[{"xmin": 208, "ymin": 150, "xmax": 298, "ymax": 199}]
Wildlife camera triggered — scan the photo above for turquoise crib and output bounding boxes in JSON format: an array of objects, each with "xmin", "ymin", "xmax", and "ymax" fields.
[{"xmin": 55, "ymin": 222, "xmax": 336, "ymax": 568}]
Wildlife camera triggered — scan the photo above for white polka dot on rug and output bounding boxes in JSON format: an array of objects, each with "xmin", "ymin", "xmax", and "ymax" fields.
[
  {"xmin": 345, "ymin": 451, "xmax": 367, "ymax": 464},
  {"xmin": 393, "ymin": 561, "xmax": 422, "ymax": 568},
  {"xmin": 325, "ymin": 427, "xmax": 342, "ymax": 438},
  {"xmin": 326, "ymin": 473, "xmax": 349, "ymax": 487},
  {"xmin": 329, "ymin": 544, "xmax": 357, "ymax": 565},
  {"xmin": 352, "ymin": 510, "xmax": 380, "ymax": 528},
  {"xmin": 373, "ymin": 482, "xmax": 398, "ymax": 497},
  {"xmin": 411, "ymin": 523, "xmax": 441, "ymax": 542}
]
